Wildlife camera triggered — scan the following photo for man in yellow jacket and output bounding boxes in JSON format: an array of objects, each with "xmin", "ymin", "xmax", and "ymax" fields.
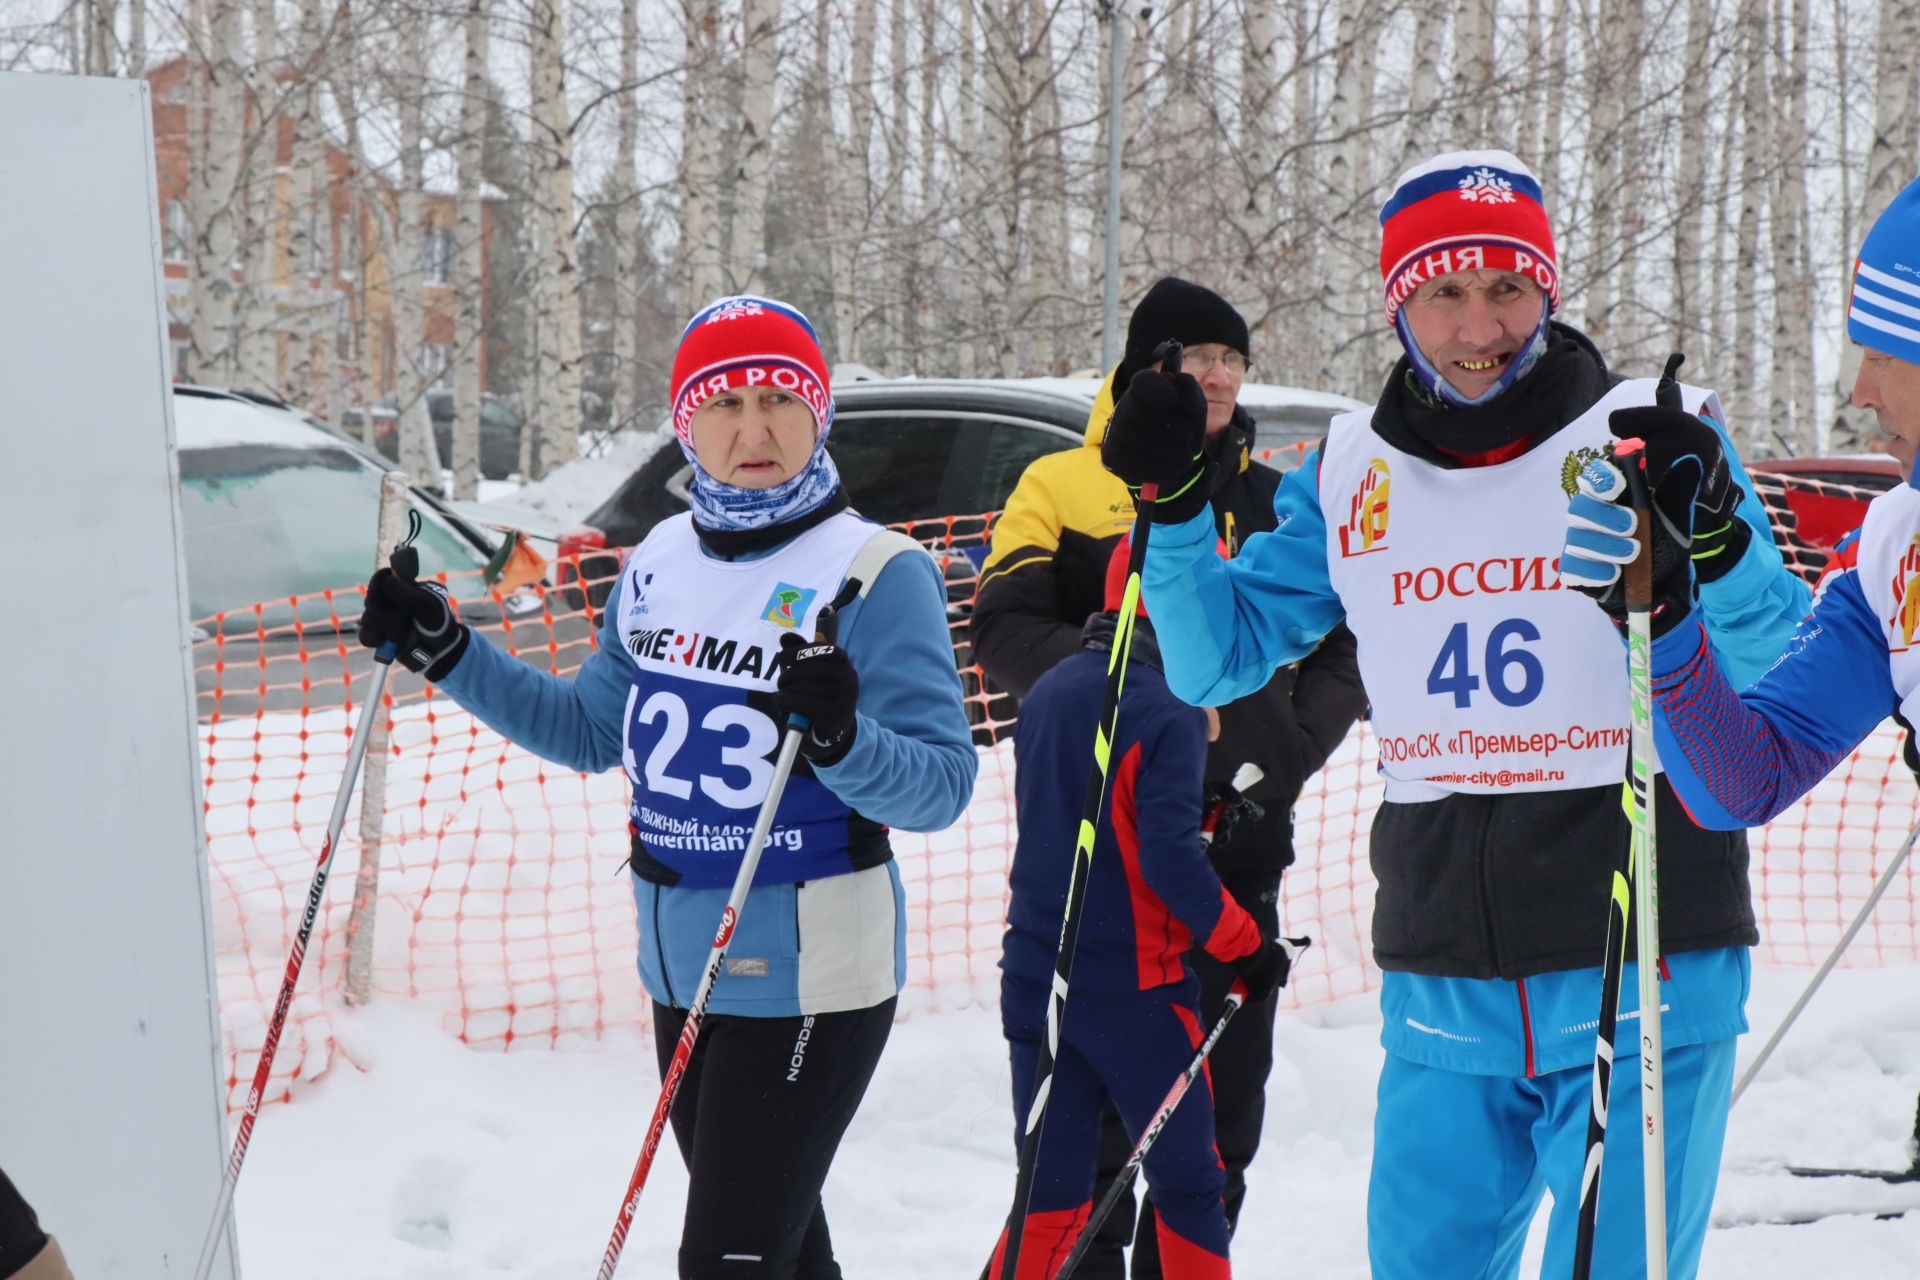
[{"xmin": 972, "ymin": 277, "xmax": 1366, "ymax": 1278}]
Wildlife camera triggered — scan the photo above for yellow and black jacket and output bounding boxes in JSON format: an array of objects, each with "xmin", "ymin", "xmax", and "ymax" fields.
[{"xmin": 969, "ymin": 371, "xmax": 1367, "ymax": 875}]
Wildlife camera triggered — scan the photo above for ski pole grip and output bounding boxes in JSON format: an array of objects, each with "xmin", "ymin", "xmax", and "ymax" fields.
[
  {"xmin": 815, "ymin": 577, "xmax": 863, "ymax": 646},
  {"xmin": 1617, "ymin": 438, "xmax": 1655, "ymax": 611}
]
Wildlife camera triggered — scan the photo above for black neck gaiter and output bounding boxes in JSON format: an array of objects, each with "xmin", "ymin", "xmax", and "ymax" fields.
[{"xmin": 1372, "ymin": 323, "xmax": 1616, "ymax": 467}]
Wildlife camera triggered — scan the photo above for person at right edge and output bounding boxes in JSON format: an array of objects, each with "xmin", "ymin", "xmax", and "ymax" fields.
[
  {"xmin": 1555, "ymin": 176, "xmax": 1920, "ymax": 980},
  {"xmin": 0, "ymin": 1169, "xmax": 70, "ymax": 1280},
  {"xmin": 971, "ymin": 277, "xmax": 1366, "ymax": 1278},
  {"xmin": 1101, "ymin": 150, "xmax": 1810, "ymax": 1279}
]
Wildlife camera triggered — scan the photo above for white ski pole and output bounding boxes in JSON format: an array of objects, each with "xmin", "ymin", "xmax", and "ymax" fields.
[
  {"xmin": 193, "ymin": 643, "xmax": 399, "ymax": 1280},
  {"xmin": 1732, "ymin": 817, "xmax": 1920, "ymax": 1106}
]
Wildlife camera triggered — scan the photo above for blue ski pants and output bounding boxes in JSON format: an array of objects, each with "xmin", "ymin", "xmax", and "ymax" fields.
[
  {"xmin": 997, "ymin": 974, "xmax": 1232, "ymax": 1278},
  {"xmin": 1367, "ymin": 1037, "xmax": 1736, "ymax": 1280}
]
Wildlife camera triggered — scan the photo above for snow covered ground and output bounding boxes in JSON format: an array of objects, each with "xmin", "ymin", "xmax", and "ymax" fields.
[{"xmin": 230, "ymin": 960, "xmax": 1919, "ymax": 1278}]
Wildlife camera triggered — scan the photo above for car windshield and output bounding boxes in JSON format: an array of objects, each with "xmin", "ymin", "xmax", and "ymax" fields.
[{"xmin": 178, "ymin": 442, "xmax": 483, "ymax": 631}]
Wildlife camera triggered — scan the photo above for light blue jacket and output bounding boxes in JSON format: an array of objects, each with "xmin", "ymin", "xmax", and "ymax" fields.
[
  {"xmin": 1140, "ymin": 417, "xmax": 1807, "ymax": 1075},
  {"xmin": 437, "ymin": 526, "xmax": 976, "ymax": 1016}
]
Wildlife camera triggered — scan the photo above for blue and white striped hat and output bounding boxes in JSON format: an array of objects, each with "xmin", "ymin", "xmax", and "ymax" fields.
[{"xmin": 1849, "ymin": 175, "xmax": 1920, "ymax": 366}]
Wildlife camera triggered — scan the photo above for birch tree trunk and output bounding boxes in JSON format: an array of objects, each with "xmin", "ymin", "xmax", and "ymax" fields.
[
  {"xmin": 1733, "ymin": 0, "xmax": 1770, "ymax": 445},
  {"xmin": 956, "ymin": 0, "xmax": 982, "ymax": 376},
  {"xmin": 1583, "ymin": 0, "xmax": 1639, "ymax": 352},
  {"xmin": 390, "ymin": 10, "xmax": 439, "ymax": 489},
  {"xmin": 1768, "ymin": 0, "xmax": 1813, "ymax": 454},
  {"xmin": 285, "ymin": 0, "xmax": 326, "ymax": 413},
  {"xmin": 727, "ymin": 0, "xmax": 780, "ymax": 295},
  {"xmin": 842, "ymin": 0, "xmax": 880, "ymax": 363},
  {"xmin": 1451, "ymin": 0, "xmax": 1495, "ymax": 141},
  {"xmin": 530, "ymin": 0, "xmax": 583, "ymax": 475},
  {"xmin": 127, "ymin": 0, "xmax": 143, "ymax": 74},
  {"xmin": 452, "ymin": 0, "xmax": 493, "ymax": 497},
  {"xmin": 86, "ymin": 0, "xmax": 115, "ymax": 75},
  {"xmin": 886, "ymin": 0, "xmax": 911, "ymax": 365},
  {"xmin": 1402, "ymin": 9, "xmax": 1444, "ymax": 169},
  {"xmin": 1239, "ymin": 0, "xmax": 1281, "ymax": 334},
  {"xmin": 238, "ymin": 0, "xmax": 283, "ymax": 392},
  {"xmin": 609, "ymin": 0, "xmax": 638, "ymax": 431},
  {"xmin": 1029, "ymin": 0, "xmax": 1070, "ymax": 373},
  {"xmin": 189, "ymin": 0, "xmax": 245, "ymax": 384},
  {"xmin": 678, "ymin": 0, "xmax": 725, "ymax": 316},
  {"xmin": 1673, "ymin": 0, "xmax": 1712, "ymax": 354}
]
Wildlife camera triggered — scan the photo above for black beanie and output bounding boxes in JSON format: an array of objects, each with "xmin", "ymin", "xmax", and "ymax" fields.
[{"xmin": 1115, "ymin": 277, "xmax": 1251, "ymax": 387}]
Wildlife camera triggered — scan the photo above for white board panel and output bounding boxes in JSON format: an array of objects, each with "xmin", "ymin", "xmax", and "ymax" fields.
[{"xmin": 0, "ymin": 72, "xmax": 238, "ymax": 1278}]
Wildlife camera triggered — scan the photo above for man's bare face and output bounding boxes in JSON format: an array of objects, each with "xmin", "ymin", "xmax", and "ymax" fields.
[
  {"xmin": 1852, "ymin": 346, "xmax": 1920, "ymax": 475},
  {"xmin": 1400, "ymin": 269, "xmax": 1548, "ymax": 401}
]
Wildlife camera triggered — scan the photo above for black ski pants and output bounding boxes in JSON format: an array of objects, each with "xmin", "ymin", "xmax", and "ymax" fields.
[
  {"xmin": 1083, "ymin": 869, "xmax": 1282, "ymax": 1280},
  {"xmin": 653, "ymin": 997, "xmax": 894, "ymax": 1279}
]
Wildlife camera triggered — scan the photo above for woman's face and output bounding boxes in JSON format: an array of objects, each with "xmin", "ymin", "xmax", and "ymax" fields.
[{"xmin": 688, "ymin": 386, "xmax": 820, "ymax": 488}]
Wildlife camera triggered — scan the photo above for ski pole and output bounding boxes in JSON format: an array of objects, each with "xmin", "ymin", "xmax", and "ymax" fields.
[
  {"xmin": 999, "ymin": 341, "xmax": 1181, "ymax": 1280},
  {"xmin": 1054, "ymin": 982, "xmax": 1249, "ymax": 1280},
  {"xmin": 594, "ymin": 576, "xmax": 863, "ymax": 1280},
  {"xmin": 1571, "ymin": 358, "xmax": 1685, "ymax": 1280},
  {"xmin": 1620, "ymin": 435, "xmax": 1670, "ymax": 1280},
  {"xmin": 1732, "ymin": 816, "xmax": 1920, "ymax": 1106},
  {"xmin": 192, "ymin": 538, "xmax": 420, "ymax": 1280}
]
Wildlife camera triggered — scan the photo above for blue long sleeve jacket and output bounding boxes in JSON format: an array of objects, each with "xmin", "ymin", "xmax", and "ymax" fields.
[
  {"xmin": 435, "ymin": 530, "xmax": 977, "ymax": 1015},
  {"xmin": 1139, "ymin": 417, "xmax": 1807, "ymax": 1076}
]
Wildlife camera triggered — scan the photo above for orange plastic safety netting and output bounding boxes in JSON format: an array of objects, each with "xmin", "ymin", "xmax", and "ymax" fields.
[{"xmin": 195, "ymin": 475, "xmax": 1918, "ymax": 1111}]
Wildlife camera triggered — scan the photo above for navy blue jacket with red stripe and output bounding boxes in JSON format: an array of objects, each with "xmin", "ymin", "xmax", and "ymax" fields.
[{"xmin": 1002, "ymin": 615, "xmax": 1261, "ymax": 993}]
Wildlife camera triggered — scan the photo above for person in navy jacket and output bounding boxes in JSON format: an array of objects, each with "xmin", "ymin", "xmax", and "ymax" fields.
[
  {"xmin": 359, "ymin": 296, "xmax": 975, "ymax": 1279},
  {"xmin": 989, "ymin": 540, "xmax": 1297, "ymax": 1280}
]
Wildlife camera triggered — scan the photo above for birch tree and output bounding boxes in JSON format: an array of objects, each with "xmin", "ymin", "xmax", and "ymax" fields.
[
  {"xmin": 529, "ymin": 0, "xmax": 583, "ymax": 473},
  {"xmin": 1672, "ymin": 0, "xmax": 1713, "ymax": 355},
  {"xmin": 451, "ymin": 0, "xmax": 493, "ymax": 497},
  {"xmin": 678, "ymin": 0, "xmax": 726, "ymax": 316},
  {"xmin": 1768, "ymin": 0, "xmax": 1814, "ymax": 453},
  {"xmin": 727, "ymin": 0, "xmax": 780, "ymax": 295},
  {"xmin": 1733, "ymin": 0, "xmax": 1770, "ymax": 441},
  {"xmin": 188, "ymin": 0, "xmax": 247, "ymax": 384}
]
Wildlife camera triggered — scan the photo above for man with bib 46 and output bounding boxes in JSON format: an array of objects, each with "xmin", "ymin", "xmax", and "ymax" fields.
[
  {"xmin": 358, "ymin": 296, "xmax": 976, "ymax": 1278},
  {"xmin": 1099, "ymin": 151, "xmax": 1809, "ymax": 1278}
]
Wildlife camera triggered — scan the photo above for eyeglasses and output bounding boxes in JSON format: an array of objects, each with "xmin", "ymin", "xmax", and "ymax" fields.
[{"xmin": 1180, "ymin": 350, "xmax": 1250, "ymax": 376}]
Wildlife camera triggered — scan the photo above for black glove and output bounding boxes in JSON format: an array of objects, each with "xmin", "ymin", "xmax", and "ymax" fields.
[
  {"xmin": 773, "ymin": 631, "xmax": 861, "ymax": 765},
  {"xmin": 1201, "ymin": 781, "xmax": 1266, "ymax": 847},
  {"xmin": 358, "ymin": 546, "xmax": 471, "ymax": 680},
  {"xmin": 1608, "ymin": 405, "xmax": 1752, "ymax": 584},
  {"xmin": 1100, "ymin": 368, "xmax": 1214, "ymax": 524},
  {"xmin": 1229, "ymin": 928, "xmax": 1310, "ymax": 1005}
]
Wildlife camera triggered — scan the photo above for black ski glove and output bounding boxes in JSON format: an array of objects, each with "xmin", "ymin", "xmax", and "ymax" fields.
[
  {"xmin": 1608, "ymin": 404, "xmax": 1752, "ymax": 584},
  {"xmin": 1100, "ymin": 368, "xmax": 1215, "ymax": 524},
  {"xmin": 1229, "ymin": 929, "xmax": 1310, "ymax": 1005},
  {"xmin": 1201, "ymin": 781, "xmax": 1267, "ymax": 848},
  {"xmin": 358, "ymin": 546, "xmax": 471, "ymax": 680},
  {"xmin": 773, "ymin": 631, "xmax": 861, "ymax": 765}
]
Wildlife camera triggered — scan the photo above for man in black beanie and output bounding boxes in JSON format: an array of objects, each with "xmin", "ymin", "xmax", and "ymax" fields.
[{"xmin": 973, "ymin": 277, "xmax": 1365, "ymax": 1278}]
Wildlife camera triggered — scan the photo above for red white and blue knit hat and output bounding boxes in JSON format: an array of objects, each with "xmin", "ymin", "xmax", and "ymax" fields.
[
  {"xmin": 669, "ymin": 295, "xmax": 834, "ymax": 446},
  {"xmin": 1848, "ymin": 173, "xmax": 1920, "ymax": 367},
  {"xmin": 1378, "ymin": 150, "xmax": 1560, "ymax": 325}
]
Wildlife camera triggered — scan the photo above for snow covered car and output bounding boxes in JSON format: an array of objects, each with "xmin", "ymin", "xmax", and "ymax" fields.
[
  {"xmin": 456, "ymin": 374, "xmax": 1366, "ymax": 608},
  {"xmin": 173, "ymin": 385, "xmax": 563, "ymax": 716}
]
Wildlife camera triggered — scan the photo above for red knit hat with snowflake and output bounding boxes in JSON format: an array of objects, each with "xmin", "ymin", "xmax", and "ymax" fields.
[
  {"xmin": 1378, "ymin": 150, "xmax": 1560, "ymax": 326},
  {"xmin": 668, "ymin": 295, "xmax": 834, "ymax": 446}
]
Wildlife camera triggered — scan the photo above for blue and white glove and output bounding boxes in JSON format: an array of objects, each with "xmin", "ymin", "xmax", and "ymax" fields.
[{"xmin": 1561, "ymin": 451, "xmax": 1695, "ymax": 636}]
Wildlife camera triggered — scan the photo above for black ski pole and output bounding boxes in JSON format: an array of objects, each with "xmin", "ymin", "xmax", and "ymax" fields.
[
  {"xmin": 1054, "ymin": 983, "xmax": 1249, "ymax": 1280},
  {"xmin": 998, "ymin": 341, "xmax": 1182, "ymax": 1280}
]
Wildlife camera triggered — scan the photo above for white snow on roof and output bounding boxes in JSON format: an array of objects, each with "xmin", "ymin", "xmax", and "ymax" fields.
[
  {"xmin": 1010, "ymin": 375, "xmax": 1366, "ymax": 413},
  {"xmin": 171, "ymin": 392, "xmax": 352, "ymax": 452},
  {"xmin": 448, "ymin": 420, "xmax": 676, "ymax": 540}
]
